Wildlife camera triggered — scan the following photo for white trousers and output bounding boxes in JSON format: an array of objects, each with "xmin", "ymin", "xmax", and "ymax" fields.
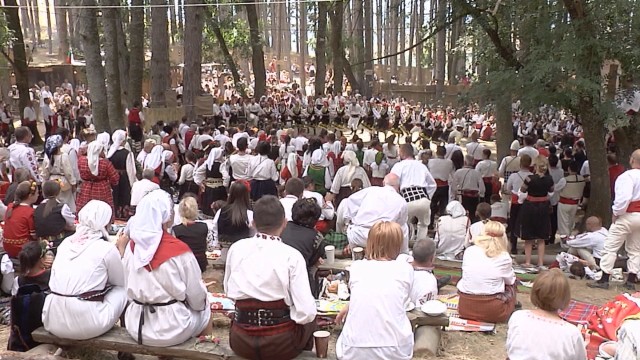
[
  {"xmin": 600, "ymin": 212, "xmax": 640, "ymax": 275},
  {"xmin": 407, "ymin": 197, "xmax": 431, "ymax": 242},
  {"xmin": 568, "ymin": 247, "xmax": 599, "ymax": 269},
  {"xmin": 557, "ymin": 203, "xmax": 579, "ymax": 236},
  {"xmin": 348, "ymin": 116, "xmax": 360, "ymax": 131}
]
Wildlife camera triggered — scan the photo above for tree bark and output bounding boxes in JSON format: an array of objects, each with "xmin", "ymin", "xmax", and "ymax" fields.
[
  {"xmin": 299, "ymin": 1, "xmax": 307, "ymax": 96},
  {"xmin": 150, "ymin": 0, "xmax": 170, "ymax": 107},
  {"xmin": 128, "ymin": 0, "xmax": 145, "ymax": 106},
  {"xmin": 389, "ymin": 0, "xmax": 400, "ymax": 74},
  {"xmin": 103, "ymin": 0, "xmax": 124, "ymax": 130},
  {"xmin": 435, "ymin": 0, "xmax": 447, "ymax": 98},
  {"xmin": 495, "ymin": 97, "xmax": 512, "ymax": 161},
  {"xmin": 45, "ymin": 0, "xmax": 53, "ymax": 54},
  {"xmin": 407, "ymin": 0, "xmax": 417, "ymax": 82},
  {"xmin": 78, "ymin": 0, "xmax": 109, "ymax": 132},
  {"xmin": 375, "ymin": 0, "xmax": 382, "ymax": 61},
  {"xmin": 183, "ymin": 0, "xmax": 204, "ymax": 121},
  {"xmin": 330, "ymin": 0, "xmax": 344, "ymax": 94},
  {"xmin": 352, "ymin": 0, "xmax": 364, "ymax": 93},
  {"xmin": 29, "ymin": 0, "xmax": 41, "ymax": 44},
  {"xmin": 177, "ymin": 0, "xmax": 183, "ymax": 34},
  {"xmin": 416, "ymin": 0, "xmax": 424, "ymax": 83},
  {"xmin": 68, "ymin": 4, "xmax": 79, "ymax": 53},
  {"xmin": 54, "ymin": 0, "xmax": 70, "ymax": 62},
  {"xmin": 246, "ymin": 2, "xmax": 266, "ymax": 99},
  {"xmin": 363, "ymin": 0, "xmax": 373, "ymax": 96},
  {"xmin": 116, "ymin": 9, "xmax": 130, "ymax": 109},
  {"xmin": 19, "ymin": 0, "xmax": 31, "ymax": 41},
  {"xmin": 2, "ymin": 0, "xmax": 31, "ymax": 115},
  {"xmin": 399, "ymin": 0, "xmax": 406, "ymax": 69},
  {"xmin": 315, "ymin": 2, "xmax": 328, "ymax": 95},
  {"xmin": 169, "ymin": 0, "xmax": 177, "ymax": 44}
]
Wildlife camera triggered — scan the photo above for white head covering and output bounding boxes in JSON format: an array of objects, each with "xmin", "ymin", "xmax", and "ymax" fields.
[
  {"xmin": 205, "ymin": 147, "xmax": 224, "ymax": 170},
  {"xmin": 107, "ymin": 129, "xmax": 126, "ymax": 158},
  {"xmin": 311, "ymin": 148, "xmax": 329, "ymax": 167},
  {"xmin": 446, "ymin": 201, "xmax": 466, "ymax": 218},
  {"xmin": 87, "ymin": 141, "xmax": 104, "ymax": 176},
  {"xmin": 341, "ymin": 150, "xmax": 359, "ymax": 181},
  {"xmin": 69, "ymin": 138, "xmax": 80, "ymax": 152},
  {"xmin": 68, "ymin": 200, "xmax": 112, "ymax": 247},
  {"xmin": 162, "ymin": 150, "xmax": 174, "ymax": 163},
  {"xmin": 97, "ymin": 132, "xmax": 110, "ymax": 155},
  {"xmin": 510, "ymin": 140, "xmax": 520, "ymax": 151},
  {"xmin": 128, "ymin": 189, "xmax": 174, "ymax": 270},
  {"xmin": 143, "ymin": 145, "xmax": 164, "ymax": 170},
  {"xmin": 286, "ymin": 153, "xmax": 298, "ymax": 178}
]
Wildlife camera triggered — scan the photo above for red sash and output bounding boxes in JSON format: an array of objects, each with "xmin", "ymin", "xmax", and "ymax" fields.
[
  {"xmin": 559, "ymin": 197, "xmax": 579, "ymax": 205},
  {"xmin": 130, "ymin": 232, "xmax": 191, "ymax": 271},
  {"xmin": 627, "ymin": 200, "xmax": 640, "ymax": 213}
]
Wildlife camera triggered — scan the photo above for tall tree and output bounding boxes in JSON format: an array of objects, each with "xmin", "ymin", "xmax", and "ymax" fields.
[
  {"xmin": 330, "ymin": 0, "xmax": 344, "ymax": 94},
  {"xmin": 116, "ymin": 9, "xmax": 130, "ymax": 107},
  {"xmin": 45, "ymin": 0, "xmax": 53, "ymax": 54},
  {"xmin": 389, "ymin": 0, "xmax": 400, "ymax": 75},
  {"xmin": 150, "ymin": 0, "xmax": 170, "ymax": 107},
  {"xmin": 299, "ymin": 1, "xmax": 307, "ymax": 96},
  {"xmin": 128, "ymin": 0, "xmax": 145, "ymax": 105},
  {"xmin": 363, "ymin": 0, "xmax": 373, "ymax": 96},
  {"xmin": 434, "ymin": 0, "xmax": 447, "ymax": 98},
  {"xmin": 169, "ymin": 0, "xmax": 177, "ymax": 44},
  {"xmin": 416, "ymin": 0, "xmax": 424, "ymax": 83},
  {"xmin": 315, "ymin": 2, "xmax": 328, "ymax": 95},
  {"xmin": 29, "ymin": 0, "xmax": 41, "ymax": 44},
  {"xmin": 2, "ymin": 0, "xmax": 30, "ymax": 117},
  {"xmin": 183, "ymin": 0, "xmax": 204, "ymax": 121},
  {"xmin": 246, "ymin": 1, "xmax": 266, "ymax": 98},
  {"xmin": 352, "ymin": 0, "xmax": 365, "ymax": 93},
  {"xmin": 19, "ymin": 0, "xmax": 31, "ymax": 42},
  {"xmin": 54, "ymin": 0, "xmax": 70, "ymax": 61},
  {"xmin": 102, "ymin": 0, "xmax": 123, "ymax": 130},
  {"xmin": 78, "ymin": 0, "xmax": 109, "ymax": 132},
  {"xmin": 177, "ymin": 0, "xmax": 183, "ymax": 34}
]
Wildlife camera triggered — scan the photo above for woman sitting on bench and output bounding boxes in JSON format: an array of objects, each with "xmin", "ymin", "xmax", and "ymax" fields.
[
  {"xmin": 121, "ymin": 189, "xmax": 212, "ymax": 346},
  {"xmin": 42, "ymin": 200, "xmax": 127, "ymax": 340}
]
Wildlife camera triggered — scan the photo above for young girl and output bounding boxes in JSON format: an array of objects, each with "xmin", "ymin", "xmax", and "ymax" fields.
[
  {"xmin": 3, "ymin": 181, "xmax": 39, "ymax": 258},
  {"xmin": 33, "ymin": 181, "xmax": 76, "ymax": 251}
]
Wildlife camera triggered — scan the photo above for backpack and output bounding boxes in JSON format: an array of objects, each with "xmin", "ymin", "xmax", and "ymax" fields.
[{"xmin": 7, "ymin": 283, "xmax": 47, "ymax": 352}]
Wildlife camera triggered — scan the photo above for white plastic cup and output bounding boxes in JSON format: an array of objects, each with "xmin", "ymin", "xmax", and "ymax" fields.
[{"xmin": 325, "ymin": 245, "xmax": 335, "ymax": 264}]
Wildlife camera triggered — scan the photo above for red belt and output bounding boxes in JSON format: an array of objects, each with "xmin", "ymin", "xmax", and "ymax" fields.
[
  {"xmin": 462, "ymin": 190, "xmax": 479, "ymax": 198},
  {"xmin": 526, "ymin": 195, "xmax": 549, "ymax": 203},
  {"xmin": 627, "ymin": 200, "xmax": 640, "ymax": 213},
  {"xmin": 435, "ymin": 179, "xmax": 448, "ymax": 187},
  {"xmin": 559, "ymin": 197, "xmax": 579, "ymax": 205},
  {"xmin": 511, "ymin": 194, "xmax": 519, "ymax": 203},
  {"xmin": 490, "ymin": 216, "xmax": 507, "ymax": 223}
]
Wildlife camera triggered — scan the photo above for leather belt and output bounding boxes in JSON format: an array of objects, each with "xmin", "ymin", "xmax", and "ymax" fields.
[
  {"xmin": 51, "ymin": 286, "xmax": 113, "ymax": 302},
  {"xmin": 235, "ymin": 308, "xmax": 291, "ymax": 327},
  {"xmin": 133, "ymin": 299, "xmax": 179, "ymax": 345}
]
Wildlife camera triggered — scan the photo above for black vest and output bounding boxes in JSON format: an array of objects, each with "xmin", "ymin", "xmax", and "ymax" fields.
[
  {"xmin": 173, "ymin": 222, "xmax": 208, "ymax": 272},
  {"xmin": 34, "ymin": 202, "xmax": 67, "ymax": 238}
]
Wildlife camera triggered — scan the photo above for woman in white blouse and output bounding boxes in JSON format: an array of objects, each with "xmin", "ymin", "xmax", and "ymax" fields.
[
  {"xmin": 457, "ymin": 221, "xmax": 516, "ymax": 323},
  {"xmin": 327, "ymin": 150, "xmax": 371, "ymax": 209},
  {"xmin": 247, "ymin": 141, "xmax": 278, "ymax": 201},
  {"xmin": 507, "ymin": 269, "xmax": 586, "ymax": 360},
  {"xmin": 336, "ymin": 221, "xmax": 414, "ymax": 360}
]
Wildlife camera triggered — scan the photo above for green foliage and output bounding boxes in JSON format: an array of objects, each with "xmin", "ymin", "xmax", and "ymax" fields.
[{"xmin": 202, "ymin": 6, "xmax": 251, "ymax": 61}]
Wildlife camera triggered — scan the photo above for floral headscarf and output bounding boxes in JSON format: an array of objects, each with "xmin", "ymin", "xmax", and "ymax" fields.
[{"xmin": 45, "ymin": 135, "xmax": 63, "ymax": 167}]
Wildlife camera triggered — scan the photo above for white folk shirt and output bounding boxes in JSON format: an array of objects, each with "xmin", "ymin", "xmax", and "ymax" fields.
[
  {"xmin": 43, "ymin": 238, "xmax": 127, "ymax": 340},
  {"xmin": 566, "ymin": 227, "xmax": 607, "ymax": 259},
  {"xmin": 517, "ymin": 146, "xmax": 539, "ymax": 160},
  {"xmin": 499, "ymin": 156, "xmax": 521, "ymax": 178},
  {"xmin": 231, "ymin": 132, "xmax": 249, "ymax": 148},
  {"xmin": 465, "ymin": 141, "xmax": 485, "ymax": 161},
  {"xmin": 475, "ymin": 159, "xmax": 497, "ymax": 178},
  {"xmin": 330, "ymin": 166, "xmax": 371, "ymax": 193},
  {"xmin": 434, "ymin": 215, "xmax": 470, "ymax": 258},
  {"xmin": 491, "ymin": 201, "xmax": 509, "ymax": 219},
  {"xmin": 130, "ymin": 179, "xmax": 160, "ymax": 206},
  {"xmin": 123, "ymin": 249, "xmax": 210, "ymax": 346},
  {"xmin": 280, "ymin": 195, "xmax": 299, "ymax": 221},
  {"xmin": 612, "ymin": 169, "xmax": 640, "ymax": 216},
  {"xmin": 323, "ymin": 141, "xmax": 342, "ymax": 156},
  {"xmin": 292, "ymin": 136, "xmax": 309, "ymax": 152},
  {"xmin": 303, "ymin": 190, "xmax": 334, "ymax": 220},
  {"xmin": 229, "ymin": 153, "xmax": 251, "ymax": 180},
  {"xmin": 247, "ymin": 155, "xmax": 278, "ymax": 181},
  {"xmin": 23, "ymin": 106, "xmax": 36, "ymax": 122},
  {"xmin": 338, "ymin": 260, "xmax": 414, "ymax": 354},
  {"xmin": 390, "ymin": 159, "xmax": 437, "ymax": 198},
  {"xmin": 444, "ymin": 143, "xmax": 462, "ymax": 159},
  {"xmin": 506, "ymin": 170, "xmax": 533, "ymax": 197},
  {"xmin": 456, "ymin": 245, "xmax": 516, "ymax": 295},
  {"xmin": 428, "ymin": 158, "xmax": 455, "ymax": 182},
  {"xmin": 342, "ymin": 186, "xmax": 410, "ymax": 252},
  {"xmin": 410, "ymin": 269, "xmax": 438, "ymax": 306},
  {"xmin": 453, "ymin": 168, "xmax": 485, "ymax": 196},
  {"xmin": 8, "ymin": 142, "xmax": 41, "ymax": 182},
  {"xmin": 224, "ymin": 235, "xmax": 317, "ymax": 324}
]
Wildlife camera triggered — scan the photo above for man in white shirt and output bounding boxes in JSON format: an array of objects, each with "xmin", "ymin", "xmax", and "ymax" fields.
[
  {"xmin": 347, "ymin": 98, "xmax": 363, "ymax": 132},
  {"xmin": 302, "ymin": 176, "xmax": 334, "ymax": 221},
  {"xmin": 564, "ymin": 216, "xmax": 607, "ymax": 270},
  {"xmin": 292, "ymin": 132, "xmax": 309, "ymax": 155},
  {"xmin": 8, "ymin": 126, "xmax": 41, "ymax": 183},
  {"xmin": 465, "ymin": 131, "xmax": 484, "ymax": 165},
  {"xmin": 224, "ymin": 196, "xmax": 317, "ymax": 359},
  {"xmin": 517, "ymin": 135, "xmax": 539, "ymax": 161},
  {"xmin": 339, "ymin": 173, "xmax": 410, "ymax": 253},
  {"xmin": 453, "ymin": 155, "xmax": 485, "ymax": 222},
  {"xmin": 228, "ymin": 137, "xmax": 251, "ymax": 180},
  {"xmin": 555, "ymin": 161, "xmax": 586, "ymax": 239},
  {"xmin": 409, "ymin": 239, "xmax": 439, "ymax": 306},
  {"xmin": 130, "ymin": 169, "xmax": 160, "ymax": 206},
  {"xmin": 391, "ymin": 144, "xmax": 437, "ymax": 242},
  {"xmin": 444, "ymin": 135, "xmax": 462, "ymax": 160},
  {"xmin": 280, "ymin": 178, "xmax": 304, "ymax": 221},
  {"xmin": 498, "ymin": 140, "xmax": 521, "ymax": 182},
  {"xmin": 427, "ymin": 146, "xmax": 455, "ymax": 227},
  {"xmin": 505, "ymin": 154, "xmax": 533, "ymax": 254},
  {"xmin": 39, "ymin": 85, "xmax": 52, "ymax": 121},
  {"xmin": 475, "ymin": 148, "xmax": 497, "ymax": 203}
]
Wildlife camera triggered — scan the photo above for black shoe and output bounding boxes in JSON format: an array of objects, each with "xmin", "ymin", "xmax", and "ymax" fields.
[
  {"xmin": 587, "ymin": 281, "xmax": 610, "ymax": 289},
  {"xmin": 436, "ymin": 275, "xmax": 452, "ymax": 289},
  {"xmin": 624, "ymin": 282, "xmax": 636, "ymax": 291}
]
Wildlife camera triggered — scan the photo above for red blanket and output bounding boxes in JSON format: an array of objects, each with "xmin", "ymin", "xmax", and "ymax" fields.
[{"xmin": 587, "ymin": 294, "xmax": 640, "ymax": 341}]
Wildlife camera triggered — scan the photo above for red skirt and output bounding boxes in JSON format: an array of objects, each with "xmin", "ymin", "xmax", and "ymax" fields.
[{"xmin": 76, "ymin": 180, "xmax": 115, "ymax": 215}]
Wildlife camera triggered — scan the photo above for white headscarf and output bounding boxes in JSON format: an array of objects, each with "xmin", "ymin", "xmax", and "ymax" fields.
[
  {"xmin": 311, "ymin": 148, "xmax": 329, "ymax": 166},
  {"xmin": 87, "ymin": 141, "xmax": 104, "ymax": 176},
  {"xmin": 446, "ymin": 200, "xmax": 466, "ymax": 218},
  {"xmin": 341, "ymin": 150, "xmax": 359, "ymax": 181},
  {"xmin": 107, "ymin": 130, "xmax": 126, "ymax": 159},
  {"xmin": 286, "ymin": 153, "xmax": 298, "ymax": 178},
  {"xmin": 67, "ymin": 200, "xmax": 112, "ymax": 249},
  {"xmin": 162, "ymin": 150, "xmax": 174, "ymax": 163},
  {"xmin": 143, "ymin": 145, "xmax": 164, "ymax": 170},
  {"xmin": 128, "ymin": 189, "xmax": 174, "ymax": 270},
  {"xmin": 97, "ymin": 132, "xmax": 110, "ymax": 155},
  {"xmin": 205, "ymin": 147, "xmax": 224, "ymax": 170},
  {"xmin": 69, "ymin": 138, "xmax": 80, "ymax": 152}
]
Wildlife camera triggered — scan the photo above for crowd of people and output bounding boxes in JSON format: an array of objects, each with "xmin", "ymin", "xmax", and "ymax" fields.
[{"xmin": 1, "ymin": 76, "xmax": 640, "ymax": 360}]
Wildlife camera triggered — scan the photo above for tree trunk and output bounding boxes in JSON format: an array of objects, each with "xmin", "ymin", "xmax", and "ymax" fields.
[
  {"xmin": 183, "ymin": 0, "xmax": 204, "ymax": 121},
  {"xmin": 273, "ymin": 2, "xmax": 282, "ymax": 61},
  {"xmin": 282, "ymin": 0, "xmax": 291, "ymax": 57},
  {"xmin": 68, "ymin": 5, "xmax": 79, "ymax": 52},
  {"xmin": 342, "ymin": 55, "xmax": 360, "ymax": 92},
  {"xmin": 375, "ymin": 0, "xmax": 382, "ymax": 61},
  {"xmin": 116, "ymin": 9, "xmax": 130, "ymax": 109},
  {"xmin": 128, "ymin": 0, "xmax": 145, "ymax": 106},
  {"xmin": 45, "ymin": 0, "xmax": 53, "ymax": 54},
  {"xmin": 416, "ymin": 0, "xmax": 424, "ymax": 83},
  {"xmin": 54, "ymin": 0, "xmax": 70, "ymax": 62},
  {"xmin": 246, "ymin": 2, "xmax": 266, "ymax": 99},
  {"xmin": 299, "ymin": 1, "xmax": 307, "ymax": 96},
  {"xmin": 363, "ymin": 0, "xmax": 373, "ymax": 96},
  {"xmin": 447, "ymin": 6, "xmax": 458, "ymax": 85},
  {"xmin": 315, "ymin": 1, "xmax": 328, "ymax": 95},
  {"xmin": 19, "ymin": 0, "xmax": 31, "ymax": 41},
  {"xmin": 103, "ymin": 1, "xmax": 124, "ymax": 130},
  {"xmin": 330, "ymin": 0, "xmax": 344, "ymax": 94},
  {"xmin": 78, "ymin": 0, "xmax": 109, "ymax": 132},
  {"xmin": 435, "ymin": 0, "xmax": 447, "ymax": 98},
  {"xmin": 177, "ymin": 0, "xmax": 183, "ymax": 34},
  {"xmin": 210, "ymin": 16, "xmax": 246, "ymax": 98},
  {"xmin": 2, "ymin": 0, "xmax": 31, "ymax": 116},
  {"xmin": 150, "ymin": 0, "xmax": 170, "ymax": 107},
  {"xmin": 29, "ymin": 0, "xmax": 41, "ymax": 44},
  {"xmin": 407, "ymin": 0, "xmax": 417, "ymax": 82},
  {"xmin": 495, "ymin": 97, "xmax": 512, "ymax": 161},
  {"xmin": 389, "ymin": 0, "xmax": 400, "ymax": 75},
  {"xmin": 352, "ymin": 0, "xmax": 365, "ymax": 93},
  {"xmin": 399, "ymin": 0, "xmax": 406, "ymax": 69}
]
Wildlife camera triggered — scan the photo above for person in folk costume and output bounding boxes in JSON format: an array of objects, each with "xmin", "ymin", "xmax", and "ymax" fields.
[
  {"xmin": 42, "ymin": 97, "xmax": 56, "ymax": 139},
  {"xmin": 377, "ymin": 102, "xmax": 390, "ymax": 136},
  {"xmin": 303, "ymin": 146, "xmax": 332, "ymax": 197},
  {"xmin": 136, "ymin": 139, "xmax": 156, "ymax": 167},
  {"xmin": 76, "ymin": 141, "xmax": 120, "ymax": 217},
  {"xmin": 363, "ymin": 99, "xmax": 376, "ymax": 130},
  {"xmin": 177, "ymin": 151, "xmax": 200, "ymax": 199},
  {"xmin": 320, "ymin": 100, "xmax": 331, "ymax": 127},
  {"xmin": 57, "ymin": 128, "xmax": 81, "ymax": 191},
  {"xmin": 383, "ymin": 135, "xmax": 400, "ymax": 169},
  {"xmin": 328, "ymin": 150, "xmax": 371, "ymax": 210},
  {"xmin": 194, "ymin": 147, "xmax": 229, "ymax": 216},
  {"xmin": 160, "ymin": 150, "xmax": 179, "ymax": 193},
  {"xmin": 281, "ymin": 152, "xmax": 302, "ymax": 185},
  {"xmin": 127, "ymin": 101, "xmax": 145, "ymax": 154},
  {"xmin": 248, "ymin": 141, "xmax": 279, "ymax": 202},
  {"xmin": 8, "ymin": 127, "xmax": 42, "ymax": 183},
  {"xmin": 107, "ymin": 130, "xmax": 137, "ymax": 220},
  {"xmin": 41, "ymin": 135, "xmax": 77, "ymax": 213},
  {"xmin": 143, "ymin": 145, "xmax": 165, "ymax": 185},
  {"xmin": 120, "ymin": 190, "xmax": 212, "ymax": 346}
]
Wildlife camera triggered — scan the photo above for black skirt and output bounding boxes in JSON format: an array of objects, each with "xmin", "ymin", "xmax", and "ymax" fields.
[
  {"xmin": 202, "ymin": 185, "xmax": 228, "ymax": 216},
  {"xmin": 129, "ymin": 123, "xmax": 143, "ymax": 142},
  {"xmin": 112, "ymin": 170, "xmax": 131, "ymax": 208},
  {"xmin": 179, "ymin": 180, "xmax": 200, "ymax": 199},
  {"xmin": 516, "ymin": 200, "xmax": 551, "ymax": 241},
  {"xmin": 250, "ymin": 179, "xmax": 277, "ymax": 202}
]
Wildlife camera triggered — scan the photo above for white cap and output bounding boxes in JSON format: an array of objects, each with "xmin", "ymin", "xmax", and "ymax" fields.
[{"xmin": 510, "ymin": 140, "xmax": 520, "ymax": 151}]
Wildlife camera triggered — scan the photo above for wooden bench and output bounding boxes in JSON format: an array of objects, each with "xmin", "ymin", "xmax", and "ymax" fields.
[{"xmin": 32, "ymin": 327, "xmax": 334, "ymax": 360}]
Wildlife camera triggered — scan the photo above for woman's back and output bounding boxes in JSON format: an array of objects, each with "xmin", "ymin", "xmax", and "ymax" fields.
[
  {"xmin": 217, "ymin": 206, "xmax": 252, "ymax": 243},
  {"xmin": 457, "ymin": 245, "xmax": 514, "ymax": 295},
  {"xmin": 173, "ymin": 222, "xmax": 209, "ymax": 272},
  {"xmin": 527, "ymin": 174, "xmax": 554, "ymax": 197}
]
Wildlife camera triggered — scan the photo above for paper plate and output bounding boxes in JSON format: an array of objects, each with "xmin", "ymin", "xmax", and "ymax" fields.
[{"xmin": 420, "ymin": 300, "xmax": 447, "ymax": 316}]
